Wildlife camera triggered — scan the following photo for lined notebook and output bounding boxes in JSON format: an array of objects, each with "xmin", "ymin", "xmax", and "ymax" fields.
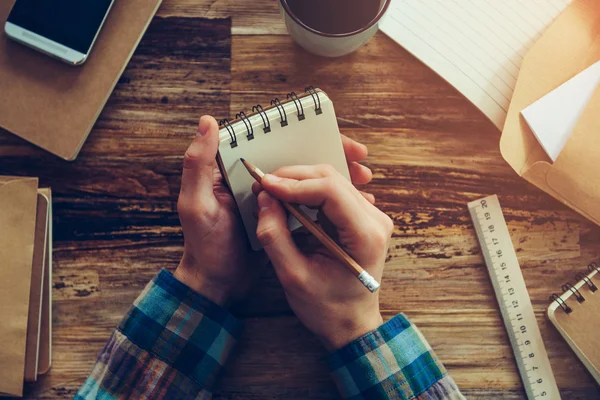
[
  {"xmin": 380, "ymin": 0, "xmax": 573, "ymax": 130},
  {"xmin": 547, "ymin": 263, "xmax": 600, "ymax": 385},
  {"xmin": 217, "ymin": 88, "xmax": 350, "ymax": 250}
]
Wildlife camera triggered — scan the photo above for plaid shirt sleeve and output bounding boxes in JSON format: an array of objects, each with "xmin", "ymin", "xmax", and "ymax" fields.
[
  {"xmin": 328, "ymin": 314, "xmax": 465, "ymax": 400},
  {"xmin": 75, "ymin": 269, "xmax": 242, "ymax": 400}
]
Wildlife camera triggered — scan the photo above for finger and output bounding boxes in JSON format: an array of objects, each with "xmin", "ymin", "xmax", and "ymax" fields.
[
  {"xmin": 361, "ymin": 191, "xmax": 375, "ymax": 204},
  {"xmin": 341, "ymin": 134, "xmax": 368, "ymax": 162},
  {"xmin": 270, "ymin": 164, "xmax": 340, "ymax": 181},
  {"xmin": 255, "ymin": 192, "xmax": 309, "ymax": 286},
  {"xmin": 251, "ymin": 181, "xmax": 263, "ymax": 197},
  {"xmin": 261, "ymin": 171, "xmax": 369, "ymax": 232},
  {"xmin": 348, "ymin": 161, "xmax": 372, "ymax": 185},
  {"xmin": 267, "ymin": 164, "xmax": 373, "ymax": 210},
  {"xmin": 271, "ymin": 163, "xmax": 371, "ymax": 187},
  {"xmin": 253, "ymin": 178, "xmax": 366, "ymax": 206},
  {"xmin": 180, "ymin": 116, "xmax": 220, "ymax": 213}
]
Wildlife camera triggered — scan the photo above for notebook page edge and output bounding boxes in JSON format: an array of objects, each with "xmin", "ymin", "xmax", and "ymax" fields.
[
  {"xmin": 23, "ymin": 192, "xmax": 49, "ymax": 382},
  {"xmin": 38, "ymin": 189, "xmax": 53, "ymax": 375}
]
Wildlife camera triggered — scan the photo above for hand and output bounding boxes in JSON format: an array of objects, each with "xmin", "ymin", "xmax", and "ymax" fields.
[
  {"xmin": 174, "ymin": 115, "xmax": 374, "ymax": 306},
  {"xmin": 254, "ymin": 165, "xmax": 394, "ymax": 350}
]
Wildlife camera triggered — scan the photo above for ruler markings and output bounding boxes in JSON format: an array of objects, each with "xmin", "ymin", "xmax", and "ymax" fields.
[{"xmin": 468, "ymin": 195, "xmax": 561, "ymax": 400}]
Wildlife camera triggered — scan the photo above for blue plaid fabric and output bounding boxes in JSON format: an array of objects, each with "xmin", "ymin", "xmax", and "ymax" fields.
[
  {"xmin": 76, "ymin": 271, "xmax": 461, "ymax": 399},
  {"xmin": 328, "ymin": 314, "xmax": 464, "ymax": 400},
  {"xmin": 75, "ymin": 269, "xmax": 242, "ymax": 400}
]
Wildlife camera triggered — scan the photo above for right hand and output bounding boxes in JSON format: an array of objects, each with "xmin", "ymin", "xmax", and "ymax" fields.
[{"xmin": 254, "ymin": 165, "xmax": 394, "ymax": 351}]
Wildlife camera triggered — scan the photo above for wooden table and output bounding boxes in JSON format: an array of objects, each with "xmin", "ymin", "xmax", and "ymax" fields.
[{"xmin": 1, "ymin": 1, "xmax": 599, "ymax": 398}]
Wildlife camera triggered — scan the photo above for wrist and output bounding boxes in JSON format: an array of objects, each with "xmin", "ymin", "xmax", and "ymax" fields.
[
  {"xmin": 320, "ymin": 312, "xmax": 384, "ymax": 352},
  {"xmin": 174, "ymin": 255, "xmax": 231, "ymax": 307}
]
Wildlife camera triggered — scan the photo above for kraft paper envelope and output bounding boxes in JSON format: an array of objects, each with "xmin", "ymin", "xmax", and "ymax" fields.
[
  {"xmin": 0, "ymin": 176, "xmax": 38, "ymax": 397},
  {"xmin": 501, "ymin": 0, "xmax": 600, "ymax": 226}
]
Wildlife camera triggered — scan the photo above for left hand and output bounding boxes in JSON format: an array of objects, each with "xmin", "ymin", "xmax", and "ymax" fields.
[{"xmin": 174, "ymin": 115, "xmax": 374, "ymax": 306}]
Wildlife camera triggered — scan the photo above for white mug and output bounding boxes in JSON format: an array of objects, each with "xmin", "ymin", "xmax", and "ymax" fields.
[{"xmin": 278, "ymin": 0, "xmax": 391, "ymax": 58}]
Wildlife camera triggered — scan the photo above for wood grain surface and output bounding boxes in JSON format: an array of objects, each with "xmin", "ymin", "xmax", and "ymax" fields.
[{"xmin": 1, "ymin": 0, "xmax": 599, "ymax": 398}]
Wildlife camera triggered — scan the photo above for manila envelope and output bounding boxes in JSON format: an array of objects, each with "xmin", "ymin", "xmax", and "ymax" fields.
[
  {"xmin": 0, "ymin": 176, "xmax": 38, "ymax": 397},
  {"xmin": 501, "ymin": 0, "xmax": 600, "ymax": 226}
]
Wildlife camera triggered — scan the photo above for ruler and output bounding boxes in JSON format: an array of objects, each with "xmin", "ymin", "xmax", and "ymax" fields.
[{"xmin": 468, "ymin": 195, "xmax": 561, "ymax": 400}]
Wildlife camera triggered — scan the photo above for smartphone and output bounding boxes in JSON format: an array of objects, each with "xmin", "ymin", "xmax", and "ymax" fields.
[{"xmin": 4, "ymin": 0, "xmax": 116, "ymax": 66}]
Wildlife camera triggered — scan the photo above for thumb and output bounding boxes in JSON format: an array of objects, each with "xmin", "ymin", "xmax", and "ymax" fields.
[
  {"xmin": 180, "ymin": 116, "xmax": 220, "ymax": 214},
  {"xmin": 256, "ymin": 192, "xmax": 309, "ymax": 288}
]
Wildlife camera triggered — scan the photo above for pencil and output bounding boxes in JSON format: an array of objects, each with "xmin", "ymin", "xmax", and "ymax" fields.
[{"xmin": 241, "ymin": 158, "xmax": 380, "ymax": 293}]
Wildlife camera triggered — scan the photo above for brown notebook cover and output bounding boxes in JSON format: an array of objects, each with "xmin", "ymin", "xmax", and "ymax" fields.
[
  {"xmin": 0, "ymin": 0, "xmax": 163, "ymax": 160},
  {"xmin": 0, "ymin": 176, "xmax": 38, "ymax": 397},
  {"xmin": 547, "ymin": 265, "xmax": 600, "ymax": 385}
]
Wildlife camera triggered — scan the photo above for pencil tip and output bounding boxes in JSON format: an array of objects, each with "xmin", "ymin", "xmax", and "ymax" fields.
[{"xmin": 240, "ymin": 158, "xmax": 245, "ymax": 163}]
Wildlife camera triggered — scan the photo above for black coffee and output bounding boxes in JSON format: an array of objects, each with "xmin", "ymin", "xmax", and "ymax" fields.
[{"xmin": 285, "ymin": 0, "xmax": 381, "ymax": 35}]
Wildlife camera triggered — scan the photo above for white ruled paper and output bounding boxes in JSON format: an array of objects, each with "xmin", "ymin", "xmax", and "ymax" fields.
[{"xmin": 380, "ymin": 0, "xmax": 572, "ymax": 130}]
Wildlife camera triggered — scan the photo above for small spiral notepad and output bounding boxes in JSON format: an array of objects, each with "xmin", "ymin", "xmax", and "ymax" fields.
[
  {"xmin": 217, "ymin": 88, "xmax": 350, "ymax": 250},
  {"xmin": 548, "ymin": 262, "xmax": 600, "ymax": 385}
]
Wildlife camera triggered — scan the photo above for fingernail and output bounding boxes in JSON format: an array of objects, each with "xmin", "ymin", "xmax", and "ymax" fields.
[
  {"xmin": 197, "ymin": 117, "xmax": 210, "ymax": 137},
  {"xmin": 264, "ymin": 174, "xmax": 282, "ymax": 184},
  {"xmin": 257, "ymin": 192, "xmax": 273, "ymax": 211}
]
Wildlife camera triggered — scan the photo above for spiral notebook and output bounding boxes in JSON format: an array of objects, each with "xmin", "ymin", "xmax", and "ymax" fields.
[
  {"xmin": 217, "ymin": 88, "xmax": 350, "ymax": 250},
  {"xmin": 547, "ymin": 262, "xmax": 600, "ymax": 385}
]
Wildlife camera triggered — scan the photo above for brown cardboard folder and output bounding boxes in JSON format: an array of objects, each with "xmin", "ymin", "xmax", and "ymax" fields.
[
  {"xmin": 0, "ymin": 176, "xmax": 38, "ymax": 397},
  {"xmin": 0, "ymin": 178, "xmax": 52, "ymax": 397},
  {"xmin": 0, "ymin": 0, "xmax": 163, "ymax": 161},
  {"xmin": 501, "ymin": 0, "xmax": 600, "ymax": 226}
]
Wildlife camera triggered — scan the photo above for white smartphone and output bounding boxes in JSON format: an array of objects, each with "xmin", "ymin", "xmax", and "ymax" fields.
[{"xmin": 4, "ymin": 0, "xmax": 116, "ymax": 66}]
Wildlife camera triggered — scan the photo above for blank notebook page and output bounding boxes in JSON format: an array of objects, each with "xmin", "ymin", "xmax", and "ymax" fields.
[
  {"xmin": 380, "ymin": 0, "xmax": 572, "ymax": 130},
  {"xmin": 218, "ymin": 92, "xmax": 350, "ymax": 250}
]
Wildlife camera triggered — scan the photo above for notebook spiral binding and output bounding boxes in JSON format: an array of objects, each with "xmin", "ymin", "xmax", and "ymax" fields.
[
  {"xmin": 219, "ymin": 87, "xmax": 323, "ymax": 148},
  {"xmin": 550, "ymin": 261, "xmax": 600, "ymax": 314}
]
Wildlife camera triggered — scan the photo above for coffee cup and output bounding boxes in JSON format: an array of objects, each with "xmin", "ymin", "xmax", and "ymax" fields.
[{"xmin": 278, "ymin": 0, "xmax": 391, "ymax": 57}]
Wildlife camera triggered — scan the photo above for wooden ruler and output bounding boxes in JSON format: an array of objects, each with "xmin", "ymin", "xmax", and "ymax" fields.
[{"xmin": 468, "ymin": 195, "xmax": 561, "ymax": 400}]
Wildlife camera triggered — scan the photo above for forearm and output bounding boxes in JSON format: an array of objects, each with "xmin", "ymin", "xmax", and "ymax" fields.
[
  {"xmin": 75, "ymin": 269, "xmax": 242, "ymax": 400},
  {"xmin": 328, "ymin": 314, "xmax": 464, "ymax": 400}
]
